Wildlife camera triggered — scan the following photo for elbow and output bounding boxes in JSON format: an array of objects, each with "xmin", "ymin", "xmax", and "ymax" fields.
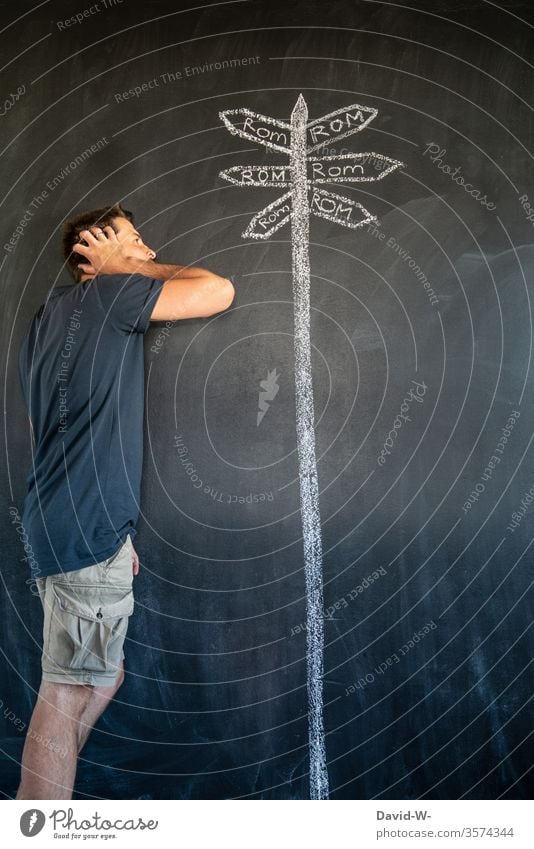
[
  {"xmin": 207, "ymin": 276, "xmax": 235, "ymax": 315},
  {"xmin": 221, "ymin": 277, "xmax": 235, "ymax": 308}
]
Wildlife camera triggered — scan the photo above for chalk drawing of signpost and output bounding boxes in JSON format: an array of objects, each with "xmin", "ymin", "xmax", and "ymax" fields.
[{"xmin": 219, "ymin": 94, "xmax": 404, "ymax": 800}]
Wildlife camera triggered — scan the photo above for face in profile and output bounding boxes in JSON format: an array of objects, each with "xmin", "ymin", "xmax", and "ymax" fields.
[
  {"xmin": 110, "ymin": 217, "xmax": 157, "ymax": 262},
  {"xmin": 76, "ymin": 216, "xmax": 156, "ymax": 280}
]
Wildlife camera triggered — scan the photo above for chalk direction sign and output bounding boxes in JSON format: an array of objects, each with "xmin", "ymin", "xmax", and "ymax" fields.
[
  {"xmin": 309, "ymin": 187, "xmax": 377, "ymax": 231},
  {"xmin": 218, "ymin": 94, "xmax": 404, "ymax": 801},
  {"xmin": 243, "ymin": 191, "xmax": 292, "ymax": 239},
  {"xmin": 305, "ymin": 102, "xmax": 378, "ymax": 152},
  {"xmin": 220, "ymin": 164, "xmax": 292, "ymax": 187},
  {"xmin": 219, "ymin": 107, "xmax": 291, "ymax": 153},
  {"xmin": 308, "ymin": 152, "xmax": 404, "ymax": 183},
  {"xmin": 219, "ymin": 105, "xmax": 404, "ymax": 239}
]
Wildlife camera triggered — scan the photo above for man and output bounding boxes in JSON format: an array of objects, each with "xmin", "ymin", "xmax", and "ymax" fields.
[{"xmin": 16, "ymin": 203, "xmax": 234, "ymax": 799}]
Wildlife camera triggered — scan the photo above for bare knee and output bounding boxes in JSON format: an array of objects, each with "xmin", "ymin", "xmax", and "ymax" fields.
[
  {"xmin": 101, "ymin": 662, "xmax": 124, "ymax": 698},
  {"xmin": 87, "ymin": 662, "xmax": 124, "ymax": 708},
  {"xmin": 37, "ymin": 680, "xmax": 94, "ymax": 720}
]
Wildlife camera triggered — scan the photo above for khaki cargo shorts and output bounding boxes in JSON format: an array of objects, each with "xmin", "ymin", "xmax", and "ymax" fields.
[{"xmin": 35, "ymin": 534, "xmax": 134, "ymax": 687}]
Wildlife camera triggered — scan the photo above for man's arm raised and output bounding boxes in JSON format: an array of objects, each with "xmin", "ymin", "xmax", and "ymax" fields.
[
  {"xmin": 123, "ymin": 258, "xmax": 235, "ymax": 320},
  {"xmin": 72, "ymin": 226, "xmax": 235, "ymax": 321}
]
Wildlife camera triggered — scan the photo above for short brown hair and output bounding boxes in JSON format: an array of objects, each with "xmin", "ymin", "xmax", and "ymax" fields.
[{"xmin": 61, "ymin": 203, "xmax": 134, "ymax": 282}]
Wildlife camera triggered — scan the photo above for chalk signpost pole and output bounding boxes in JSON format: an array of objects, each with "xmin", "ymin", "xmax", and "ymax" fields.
[
  {"xmin": 289, "ymin": 94, "xmax": 330, "ymax": 800},
  {"xmin": 219, "ymin": 94, "xmax": 403, "ymax": 800}
]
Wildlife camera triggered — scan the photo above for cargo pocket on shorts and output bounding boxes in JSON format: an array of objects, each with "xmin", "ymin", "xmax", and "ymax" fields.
[{"xmin": 49, "ymin": 582, "xmax": 134, "ymax": 673}]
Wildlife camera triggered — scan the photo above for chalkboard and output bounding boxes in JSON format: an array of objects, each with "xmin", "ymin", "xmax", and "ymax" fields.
[{"xmin": 1, "ymin": 0, "xmax": 533, "ymax": 800}]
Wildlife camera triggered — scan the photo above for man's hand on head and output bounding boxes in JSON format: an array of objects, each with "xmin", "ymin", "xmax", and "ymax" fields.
[{"xmin": 72, "ymin": 225, "xmax": 136, "ymax": 277}]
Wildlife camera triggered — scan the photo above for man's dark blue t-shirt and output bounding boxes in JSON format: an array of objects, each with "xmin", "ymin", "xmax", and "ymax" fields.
[{"xmin": 18, "ymin": 273, "xmax": 166, "ymax": 577}]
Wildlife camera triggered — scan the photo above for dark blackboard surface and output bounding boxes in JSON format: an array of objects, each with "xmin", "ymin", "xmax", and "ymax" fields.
[{"xmin": 1, "ymin": 0, "xmax": 533, "ymax": 799}]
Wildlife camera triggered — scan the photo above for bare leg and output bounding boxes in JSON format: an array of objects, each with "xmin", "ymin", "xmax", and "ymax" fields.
[
  {"xmin": 16, "ymin": 663, "xmax": 124, "ymax": 799},
  {"xmin": 77, "ymin": 662, "xmax": 124, "ymax": 752},
  {"xmin": 16, "ymin": 680, "xmax": 94, "ymax": 799}
]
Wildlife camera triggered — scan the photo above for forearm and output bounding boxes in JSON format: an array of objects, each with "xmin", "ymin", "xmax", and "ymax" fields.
[{"xmin": 122, "ymin": 259, "xmax": 219, "ymax": 281}]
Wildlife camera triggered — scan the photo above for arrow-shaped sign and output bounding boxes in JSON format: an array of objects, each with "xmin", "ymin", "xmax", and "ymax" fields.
[
  {"xmin": 219, "ymin": 108, "xmax": 291, "ymax": 153},
  {"xmin": 243, "ymin": 191, "xmax": 292, "ymax": 239},
  {"xmin": 308, "ymin": 152, "xmax": 403, "ymax": 183},
  {"xmin": 306, "ymin": 103, "xmax": 378, "ymax": 153},
  {"xmin": 310, "ymin": 187, "xmax": 377, "ymax": 229},
  {"xmin": 220, "ymin": 164, "xmax": 292, "ymax": 187}
]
